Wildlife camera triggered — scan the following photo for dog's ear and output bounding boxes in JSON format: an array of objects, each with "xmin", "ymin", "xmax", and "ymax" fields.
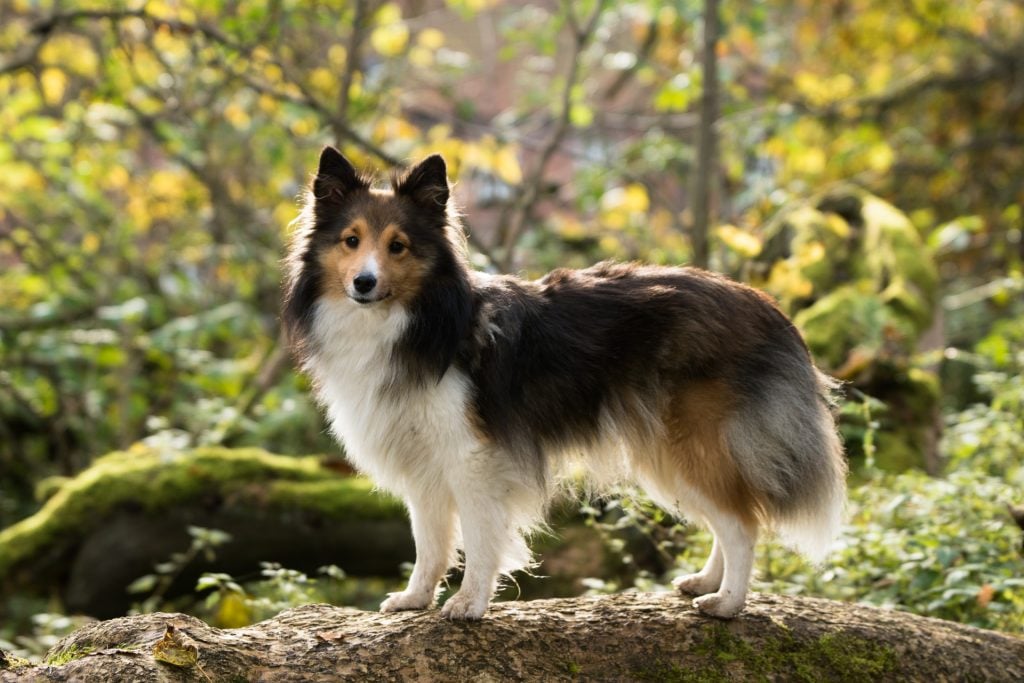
[
  {"xmin": 394, "ymin": 155, "xmax": 449, "ymax": 211},
  {"xmin": 313, "ymin": 146, "xmax": 368, "ymax": 202}
]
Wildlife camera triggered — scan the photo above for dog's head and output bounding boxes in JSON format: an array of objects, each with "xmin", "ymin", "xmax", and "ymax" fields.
[{"xmin": 304, "ymin": 147, "xmax": 458, "ymax": 308}]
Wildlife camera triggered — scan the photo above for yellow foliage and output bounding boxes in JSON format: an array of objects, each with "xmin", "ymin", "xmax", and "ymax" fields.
[
  {"xmin": 866, "ymin": 142, "xmax": 894, "ymax": 173},
  {"xmin": 214, "ymin": 592, "xmax": 253, "ymax": 629},
  {"xmin": 790, "ymin": 146, "xmax": 826, "ymax": 176},
  {"xmin": 39, "ymin": 35, "xmax": 98, "ymax": 77},
  {"xmin": 493, "ymin": 146, "xmax": 522, "ymax": 185},
  {"xmin": 81, "ymin": 233, "xmax": 101, "ymax": 255},
  {"xmin": 290, "ymin": 117, "xmax": 316, "ymax": 137},
  {"xmin": 258, "ymin": 94, "xmax": 279, "ymax": 114},
  {"xmin": 105, "ymin": 166, "xmax": 130, "ymax": 191},
  {"xmin": 553, "ymin": 213, "xmax": 586, "ymax": 240},
  {"xmin": 716, "ymin": 224, "xmax": 762, "ymax": 258},
  {"xmin": 418, "ymin": 28, "xmax": 445, "ymax": 50},
  {"xmin": 371, "ymin": 5, "xmax": 409, "ymax": 57},
  {"xmin": 40, "ymin": 68, "xmax": 67, "ymax": 106},
  {"xmin": 570, "ymin": 103, "xmax": 594, "ymax": 128},
  {"xmin": 373, "ymin": 116, "xmax": 420, "ymax": 142},
  {"xmin": 409, "ymin": 46, "xmax": 434, "ymax": 68},
  {"xmin": 824, "ymin": 212, "xmax": 851, "ymax": 239},
  {"xmin": 223, "ymin": 103, "xmax": 251, "ymax": 130},
  {"xmin": 309, "ymin": 68, "xmax": 337, "ymax": 98},
  {"xmin": 327, "ymin": 44, "xmax": 347, "ymax": 71},
  {"xmin": 768, "ymin": 259, "xmax": 814, "ymax": 301},
  {"xmin": 0, "ymin": 163, "xmax": 45, "ymax": 193},
  {"xmin": 599, "ymin": 234, "xmax": 625, "ymax": 256}
]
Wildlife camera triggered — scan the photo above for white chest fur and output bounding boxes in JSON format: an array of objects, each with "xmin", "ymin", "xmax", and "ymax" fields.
[{"xmin": 306, "ymin": 299, "xmax": 479, "ymax": 497}]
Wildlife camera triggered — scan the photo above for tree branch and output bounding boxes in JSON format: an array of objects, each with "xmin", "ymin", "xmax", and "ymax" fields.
[
  {"xmin": 493, "ymin": 0, "xmax": 608, "ymax": 270},
  {"xmin": 5, "ymin": 594, "xmax": 1023, "ymax": 681}
]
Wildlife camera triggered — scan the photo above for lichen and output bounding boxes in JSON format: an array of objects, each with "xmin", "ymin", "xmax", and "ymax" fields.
[
  {"xmin": 0, "ymin": 447, "xmax": 403, "ymax": 579},
  {"xmin": 634, "ymin": 622, "xmax": 897, "ymax": 682}
]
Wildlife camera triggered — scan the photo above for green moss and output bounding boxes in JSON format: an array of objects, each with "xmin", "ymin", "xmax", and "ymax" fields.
[
  {"xmin": 266, "ymin": 477, "xmax": 403, "ymax": 521},
  {"xmin": 0, "ymin": 651, "xmax": 33, "ymax": 669},
  {"xmin": 635, "ymin": 623, "xmax": 896, "ymax": 682},
  {"xmin": 0, "ymin": 447, "xmax": 402, "ymax": 578},
  {"xmin": 45, "ymin": 644, "xmax": 94, "ymax": 666}
]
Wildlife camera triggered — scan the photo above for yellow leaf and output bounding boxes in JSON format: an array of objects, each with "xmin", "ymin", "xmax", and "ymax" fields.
[
  {"xmin": 81, "ymin": 233, "xmax": 100, "ymax": 255},
  {"xmin": 328, "ymin": 44, "xmax": 347, "ymax": 69},
  {"xmin": 372, "ymin": 5, "xmax": 408, "ymax": 57},
  {"xmin": 600, "ymin": 184, "xmax": 649, "ymax": 226},
  {"xmin": 223, "ymin": 103, "xmax": 250, "ymax": 130},
  {"xmin": 418, "ymin": 28, "xmax": 445, "ymax": 50},
  {"xmin": 371, "ymin": 23, "xmax": 409, "ymax": 56},
  {"xmin": 40, "ymin": 68, "xmax": 66, "ymax": 105},
  {"xmin": 308, "ymin": 67, "xmax": 337, "ymax": 97},
  {"xmin": 716, "ymin": 224, "xmax": 762, "ymax": 257},
  {"xmin": 866, "ymin": 143, "xmax": 894, "ymax": 173},
  {"xmin": 409, "ymin": 46, "xmax": 433, "ymax": 68},
  {"xmin": 791, "ymin": 147, "xmax": 826, "ymax": 176},
  {"xmin": 599, "ymin": 234, "xmax": 624, "ymax": 256},
  {"xmin": 152, "ymin": 625, "xmax": 199, "ymax": 668},
  {"xmin": 569, "ymin": 103, "xmax": 594, "ymax": 128},
  {"xmin": 622, "ymin": 184, "xmax": 649, "ymax": 213},
  {"xmin": 494, "ymin": 146, "xmax": 522, "ymax": 185},
  {"xmin": 215, "ymin": 592, "xmax": 252, "ymax": 629}
]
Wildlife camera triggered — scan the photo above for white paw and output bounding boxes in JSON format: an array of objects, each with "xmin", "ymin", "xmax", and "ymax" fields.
[
  {"xmin": 439, "ymin": 591, "xmax": 488, "ymax": 620},
  {"xmin": 693, "ymin": 591, "xmax": 745, "ymax": 619},
  {"xmin": 672, "ymin": 572, "xmax": 720, "ymax": 596},
  {"xmin": 380, "ymin": 590, "xmax": 432, "ymax": 612}
]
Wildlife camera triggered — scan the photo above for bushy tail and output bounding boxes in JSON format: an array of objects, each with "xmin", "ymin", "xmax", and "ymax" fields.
[{"xmin": 727, "ymin": 369, "xmax": 848, "ymax": 562}]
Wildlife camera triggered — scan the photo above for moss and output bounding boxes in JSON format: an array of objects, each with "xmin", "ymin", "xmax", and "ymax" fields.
[
  {"xmin": 267, "ymin": 477, "xmax": 403, "ymax": 521},
  {"xmin": 0, "ymin": 447, "xmax": 402, "ymax": 578},
  {"xmin": 635, "ymin": 623, "xmax": 896, "ymax": 682},
  {"xmin": 0, "ymin": 651, "xmax": 33, "ymax": 669},
  {"xmin": 45, "ymin": 644, "xmax": 94, "ymax": 666}
]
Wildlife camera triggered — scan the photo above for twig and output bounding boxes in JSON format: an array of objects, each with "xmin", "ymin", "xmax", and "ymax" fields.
[{"xmin": 493, "ymin": 0, "xmax": 608, "ymax": 270}]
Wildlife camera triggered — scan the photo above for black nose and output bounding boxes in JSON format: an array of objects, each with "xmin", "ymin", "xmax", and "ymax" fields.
[{"xmin": 353, "ymin": 273, "xmax": 377, "ymax": 294}]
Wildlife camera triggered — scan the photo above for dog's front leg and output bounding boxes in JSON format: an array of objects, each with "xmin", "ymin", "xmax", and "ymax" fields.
[
  {"xmin": 380, "ymin": 489, "xmax": 456, "ymax": 612},
  {"xmin": 440, "ymin": 483, "xmax": 514, "ymax": 620}
]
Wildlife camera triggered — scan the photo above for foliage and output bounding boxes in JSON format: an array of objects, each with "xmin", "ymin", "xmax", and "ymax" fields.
[
  {"xmin": 0, "ymin": 0, "xmax": 1022, "ymax": 657},
  {"xmin": 128, "ymin": 525, "xmax": 233, "ymax": 614}
]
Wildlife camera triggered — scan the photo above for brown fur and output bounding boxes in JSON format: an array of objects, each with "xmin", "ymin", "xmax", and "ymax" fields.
[
  {"xmin": 661, "ymin": 380, "xmax": 764, "ymax": 530},
  {"xmin": 316, "ymin": 214, "xmax": 430, "ymax": 307}
]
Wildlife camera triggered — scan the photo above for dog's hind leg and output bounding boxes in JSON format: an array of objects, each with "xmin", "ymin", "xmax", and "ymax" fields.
[
  {"xmin": 691, "ymin": 507, "xmax": 757, "ymax": 618},
  {"xmin": 381, "ymin": 488, "xmax": 457, "ymax": 612},
  {"xmin": 673, "ymin": 532, "xmax": 723, "ymax": 596}
]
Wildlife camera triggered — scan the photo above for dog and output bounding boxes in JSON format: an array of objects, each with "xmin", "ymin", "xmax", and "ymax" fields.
[{"xmin": 282, "ymin": 147, "xmax": 847, "ymax": 620}]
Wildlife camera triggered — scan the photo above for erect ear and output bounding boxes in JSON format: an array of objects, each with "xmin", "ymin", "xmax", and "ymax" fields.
[
  {"xmin": 394, "ymin": 155, "xmax": 449, "ymax": 210},
  {"xmin": 313, "ymin": 146, "xmax": 368, "ymax": 201}
]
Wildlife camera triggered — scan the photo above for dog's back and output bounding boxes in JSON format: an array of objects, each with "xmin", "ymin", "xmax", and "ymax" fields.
[{"xmin": 466, "ymin": 260, "xmax": 846, "ymax": 561}]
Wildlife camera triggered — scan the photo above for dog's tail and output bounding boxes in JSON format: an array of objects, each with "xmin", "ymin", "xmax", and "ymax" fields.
[{"xmin": 726, "ymin": 368, "xmax": 847, "ymax": 562}]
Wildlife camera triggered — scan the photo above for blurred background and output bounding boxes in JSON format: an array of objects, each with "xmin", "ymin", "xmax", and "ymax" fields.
[{"xmin": 1, "ymin": 0, "xmax": 1022, "ymax": 661}]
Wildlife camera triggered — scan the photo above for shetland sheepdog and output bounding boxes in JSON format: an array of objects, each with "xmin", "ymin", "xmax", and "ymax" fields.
[{"xmin": 282, "ymin": 147, "xmax": 847, "ymax": 620}]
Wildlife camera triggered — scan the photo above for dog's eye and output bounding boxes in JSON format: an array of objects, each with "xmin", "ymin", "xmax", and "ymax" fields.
[
  {"xmin": 388, "ymin": 241, "xmax": 406, "ymax": 255},
  {"xmin": 344, "ymin": 235, "xmax": 359, "ymax": 248}
]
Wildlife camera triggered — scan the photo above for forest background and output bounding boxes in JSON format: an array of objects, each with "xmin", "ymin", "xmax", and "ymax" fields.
[{"xmin": 0, "ymin": 0, "xmax": 1022, "ymax": 661}]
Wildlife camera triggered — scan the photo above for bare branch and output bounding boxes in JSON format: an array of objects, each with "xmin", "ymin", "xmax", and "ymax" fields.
[{"xmin": 493, "ymin": 0, "xmax": 608, "ymax": 270}]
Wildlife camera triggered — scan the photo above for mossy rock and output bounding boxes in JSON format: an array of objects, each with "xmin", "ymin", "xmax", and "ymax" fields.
[{"xmin": 0, "ymin": 447, "xmax": 411, "ymax": 617}]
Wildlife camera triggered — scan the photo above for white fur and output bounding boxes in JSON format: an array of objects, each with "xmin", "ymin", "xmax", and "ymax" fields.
[{"xmin": 308, "ymin": 297, "xmax": 542, "ymax": 619}]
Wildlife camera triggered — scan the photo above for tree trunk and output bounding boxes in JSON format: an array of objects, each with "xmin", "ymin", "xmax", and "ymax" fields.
[
  {"xmin": 690, "ymin": 0, "xmax": 720, "ymax": 269},
  {"xmin": 4, "ymin": 593, "xmax": 1022, "ymax": 681}
]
